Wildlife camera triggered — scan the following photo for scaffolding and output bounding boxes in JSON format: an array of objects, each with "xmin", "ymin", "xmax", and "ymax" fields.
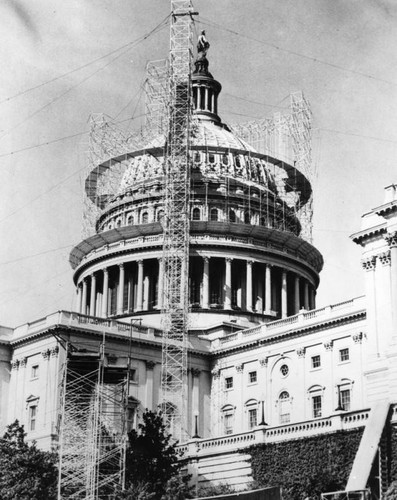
[
  {"xmin": 160, "ymin": 0, "xmax": 196, "ymax": 442},
  {"xmin": 57, "ymin": 339, "xmax": 131, "ymax": 499}
]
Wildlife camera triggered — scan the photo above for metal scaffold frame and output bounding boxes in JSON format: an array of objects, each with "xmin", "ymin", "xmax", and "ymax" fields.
[
  {"xmin": 160, "ymin": 0, "xmax": 196, "ymax": 442},
  {"xmin": 57, "ymin": 337, "xmax": 131, "ymax": 499}
]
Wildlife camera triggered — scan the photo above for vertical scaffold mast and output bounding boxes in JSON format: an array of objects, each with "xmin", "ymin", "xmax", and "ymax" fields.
[{"xmin": 160, "ymin": 0, "xmax": 196, "ymax": 441}]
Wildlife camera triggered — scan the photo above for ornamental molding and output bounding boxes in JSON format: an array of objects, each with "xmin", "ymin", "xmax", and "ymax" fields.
[
  {"xmin": 361, "ymin": 256, "xmax": 376, "ymax": 271},
  {"xmin": 324, "ymin": 341, "xmax": 333, "ymax": 351},
  {"xmin": 296, "ymin": 347, "xmax": 306, "ymax": 358},
  {"xmin": 378, "ymin": 251, "xmax": 391, "ymax": 266},
  {"xmin": 191, "ymin": 368, "xmax": 201, "ymax": 377},
  {"xmin": 235, "ymin": 363, "xmax": 244, "ymax": 373},
  {"xmin": 211, "ymin": 368, "xmax": 221, "ymax": 379},
  {"xmin": 385, "ymin": 232, "xmax": 397, "ymax": 248},
  {"xmin": 19, "ymin": 357, "xmax": 27, "ymax": 367},
  {"xmin": 11, "ymin": 359, "xmax": 19, "ymax": 370},
  {"xmin": 145, "ymin": 360, "xmax": 156, "ymax": 369}
]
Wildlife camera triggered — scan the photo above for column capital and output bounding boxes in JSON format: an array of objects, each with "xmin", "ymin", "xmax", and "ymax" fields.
[
  {"xmin": 19, "ymin": 357, "xmax": 27, "ymax": 367},
  {"xmin": 191, "ymin": 368, "xmax": 201, "ymax": 377},
  {"xmin": 225, "ymin": 257, "xmax": 233, "ymax": 263},
  {"xmin": 259, "ymin": 357, "xmax": 268, "ymax": 367},
  {"xmin": 296, "ymin": 347, "xmax": 306, "ymax": 358},
  {"xmin": 211, "ymin": 367, "xmax": 220, "ymax": 379},
  {"xmin": 137, "ymin": 259, "xmax": 143, "ymax": 265},
  {"xmin": 51, "ymin": 346, "xmax": 59, "ymax": 358},
  {"xmin": 378, "ymin": 251, "xmax": 391, "ymax": 266},
  {"xmin": 11, "ymin": 359, "xmax": 20, "ymax": 370},
  {"xmin": 235, "ymin": 363, "xmax": 244, "ymax": 373},
  {"xmin": 103, "ymin": 267, "xmax": 108, "ymax": 274},
  {"xmin": 119, "ymin": 262, "xmax": 124, "ymax": 270},
  {"xmin": 247, "ymin": 259, "xmax": 254, "ymax": 266},
  {"xmin": 145, "ymin": 360, "xmax": 156, "ymax": 370},
  {"xmin": 91, "ymin": 272, "xmax": 96, "ymax": 279},
  {"xmin": 361, "ymin": 256, "xmax": 376, "ymax": 271},
  {"xmin": 203, "ymin": 256, "xmax": 210, "ymax": 263},
  {"xmin": 42, "ymin": 349, "xmax": 51, "ymax": 360},
  {"xmin": 385, "ymin": 231, "xmax": 397, "ymax": 248},
  {"xmin": 323, "ymin": 340, "xmax": 333, "ymax": 351},
  {"xmin": 353, "ymin": 332, "xmax": 364, "ymax": 344}
]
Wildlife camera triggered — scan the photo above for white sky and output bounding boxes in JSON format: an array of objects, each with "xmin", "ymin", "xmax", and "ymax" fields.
[{"xmin": 0, "ymin": 0, "xmax": 396, "ymax": 327}]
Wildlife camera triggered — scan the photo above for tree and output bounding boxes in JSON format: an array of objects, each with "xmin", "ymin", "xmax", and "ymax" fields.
[
  {"xmin": 125, "ymin": 410, "xmax": 193, "ymax": 499},
  {"xmin": 0, "ymin": 420, "xmax": 58, "ymax": 500}
]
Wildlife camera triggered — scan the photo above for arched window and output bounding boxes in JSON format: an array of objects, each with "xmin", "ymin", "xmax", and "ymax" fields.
[
  {"xmin": 244, "ymin": 211, "xmax": 251, "ymax": 224},
  {"xmin": 229, "ymin": 209, "xmax": 236, "ymax": 223},
  {"xmin": 279, "ymin": 391, "xmax": 290, "ymax": 424},
  {"xmin": 157, "ymin": 210, "xmax": 165, "ymax": 221},
  {"xmin": 235, "ymin": 155, "xmax": 241, "ymax": 169},
  {"xmin": 335, "ymin": 378, "xmax": 353, "ymax": 412},
  {"xmin": 127, "ymin": 214, "xmax": 133, "ymax": 225},
  {"xmin": 141, "ymin": 212, "xmax": 149, "ymax": 224},
  {"xmin": 208, "ymin": 153, "xmax": 215, "ymax": 164},
  {"xmin": 245, "ymin": 399, "xmax": 258, "ymax": 430},
  {"xmin": 222, "ymin": 153, "xmax": 229, "ymax": 166},
  {"xmin": 308, "ymin": 385, "xmax": 325, "ymax": 418},
  {"xmin": 192, "ymin": 207, "xmax": 201, "ymax": 221},
  {"xmin": 221, "ymin": 404, "xmax": 235, "ymax": 435},
  {"xmin": 116, "ymin": 219, "xmax": 121, "ymax": 228},
  {"xmin": 108, "ymin": 223, "xmax": 113, "ymax": 230},
  {"xmin": 210, "ymin": 208, "xmax": 218, "ymax": 221},
  {"xmin": 194, "ymin": 151, "xmax": 201, "ymax": 163}
]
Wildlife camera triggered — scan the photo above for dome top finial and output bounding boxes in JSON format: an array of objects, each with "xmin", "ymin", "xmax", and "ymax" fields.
[{"xmin": 194, "ymin": 29, "xmax": 212, "ymax": 76}]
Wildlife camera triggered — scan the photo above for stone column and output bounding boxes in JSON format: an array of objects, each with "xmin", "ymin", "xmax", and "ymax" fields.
[
  {"xmin": 81, "ymin": 279, "xmax": 88, "ymax": 315},
  {"xmin": 294, "ymin": 275, "xmax": 300, "ymax": 314},
  {"xmin": 281, "ymin": 271, "xmax": 287, "ymax": 318},
  {"xmin": 191, "ymin": 368, "xmax": 201, "ymax": 436},
  {"xmin": 265, "ymin": 264, "xmax": 271, "ymax": 313},
  {"xmin": 76, "ymin": 285, "xmax": 82, "ymax": 314},
  {"xmin": 145, "ymin": 361, "xmax": 156, "ymax": 411},
  {"xmin": 89, "ymin": 273, "xmax": 96, "ymax": 317},
  {"xmin": 102, "ymin": 268, "xmax": 109, "ymax": 318},
  {"xmin": 224, "ymin": 258, "xmax": 232, "ymax": 309},
  {"xmin": 117, "ymin": 264, "xmax": 125, "ymax": 315},
  {"xmin": 202, "ymin": 257, "xmax": 210, "ymax": 309},
  {"xmin": 385, "ymin": 232, "xmax": 397, "ymax": 333},
  {"xmin": 137, "ymin": 260, "xmax": 144, "ymax": 311},
  {"xmin": 246, "ymin": 260, "xmax": 253, "ymax": 312},
  {"xmin": 158, "ymin": 258, "xmax": 164, "ymax": 309},
  {"xmin": 143, "ymin": 272, "xmax": 150, "ymax": 310},
  {"xmin": 304, "ymin": 280, "xmax": 310, "ymax": 310},
  {"xmin": 197, "ymin": 86, "xmax": 202, "ymax": 110}
]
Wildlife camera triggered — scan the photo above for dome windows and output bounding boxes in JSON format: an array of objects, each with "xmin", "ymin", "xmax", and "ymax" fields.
[
  {"xmin": 210, "ymin": 208, "xmax": 219, "ymax": 222},
  {"xmin": 192, "ymin": 207, "xmax": 201, "ymax": 221}
]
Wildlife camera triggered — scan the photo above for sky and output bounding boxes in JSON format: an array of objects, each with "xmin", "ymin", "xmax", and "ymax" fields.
[{"xmin": 0, "ymin": 0, "xmax": 396, "ymax": 328}]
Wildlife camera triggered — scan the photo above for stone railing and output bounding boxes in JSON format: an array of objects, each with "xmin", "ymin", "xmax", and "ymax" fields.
[
  {"xmin": 178, "ymin": 408, "xmax": 371, "ymax": 458},
  {"xmin": 12, "ymin": 310, "xmax": 163, "ymax": 344},
  {"xmin": 214, "ymin": 296, "xmax": 366, "ymax": 351}
]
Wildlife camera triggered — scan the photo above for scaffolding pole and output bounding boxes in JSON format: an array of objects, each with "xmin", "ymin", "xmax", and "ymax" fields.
[{"xmin": 160, "ymin": 0, "xmax": 196, "ymax": 442}]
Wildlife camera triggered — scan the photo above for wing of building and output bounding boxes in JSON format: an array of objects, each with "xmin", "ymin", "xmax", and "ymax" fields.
[{"xmin": 1, "ymin": 24, "xmax": 397, "ymax": 499}]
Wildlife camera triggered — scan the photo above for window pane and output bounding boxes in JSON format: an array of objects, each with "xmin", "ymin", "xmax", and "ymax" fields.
[
  {"xmin": 224, "ymin": 414, "xmax": 233, "ymax": 435},
  {"xmin": 311, "ymin": 355, "xmax": 321, "ymax": 369},
  {"xmin": 341, "ymin": 389, "xmax": 351, "ymax": 411},
  {"xmin": 225, "ymin": 377, "xmax": 233, "ymax": 390},
  {"xmin": 312, "ymin": 395, "xmax": 322, "ymax": 418},
  {"xmin": 29, "ymin": 406, "xmax": 37, "ymax": 431},
  {"xmin": 340, "ymin": 348, "xmax": 350, "ymax": 362},
  {"xmin": 249, "ymin": 371, "xmax": 257, "ymax": 384},
  {"xmin": 248, "ymin": 409, "xmax": 257, "ymax": 429}
]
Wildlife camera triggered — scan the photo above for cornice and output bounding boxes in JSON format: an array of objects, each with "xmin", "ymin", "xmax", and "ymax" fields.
[{"xmin": 350, "ymin": 223, "xmax": 387, "ymax": 246}]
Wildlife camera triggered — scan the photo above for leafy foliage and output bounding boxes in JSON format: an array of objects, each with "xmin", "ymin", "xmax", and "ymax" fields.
[
  {"xmin": 0, "ymin": 420, "xmax": 57, "ymax": 500},
  {"xmin": 125, "ymin": 410, "xmax": 193, "ymax": 499},
  {"xmin": 196, "ymin": 482, "xmax": 236, "ymax": 497},
  {"xmin": 249, "ymin": 429, "xmax": 363, "ymax": 500},
  {"xmin": 385, "ymin": 481, "xmax": 397, "ymax": 500}
]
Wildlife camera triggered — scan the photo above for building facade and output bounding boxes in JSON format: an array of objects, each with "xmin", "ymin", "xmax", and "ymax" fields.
[{"xmin": 1, "ymin": 35, "xmax": 397, "ymax": 496}]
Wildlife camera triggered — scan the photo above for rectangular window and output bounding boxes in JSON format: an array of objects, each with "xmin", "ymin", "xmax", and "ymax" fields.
[
  {"xmin": 279, "ymin": 412, "xmax": 290, "ymax": 424},
  {"xmin": 248, "ymin": 408, "xmax": 257, "ymax": 429},
  {"xmin": 225, "ymin": 377, "xmax": 233, "ymax": 390},
  {"xmin": 29, "ymin": 406, "xmax": 37, "ymax": 431},
  {"xmin": 340, "ymin": 348, "xmax": 350, "ymax": 362},
  {"xmin": 340, "ymin": 389, "xmax": 351, "ymax": 411},
  {"xmin": 224, "ymin": 414, "xmax": 233, "ymax": 435},
  {"xmin": 248, "ymin": 371, "xmax": 257, "ymax": 384},
  {"xmin": 311, "ymin": 355, "xmax": 321, "ymax": 369},
  {"xmin": 312, "ymin": 395, "xmax": 322, "ymax": 418},
  {"xmin": 31, "ymin": 365, "xmax": 39, "ymax": 378}
]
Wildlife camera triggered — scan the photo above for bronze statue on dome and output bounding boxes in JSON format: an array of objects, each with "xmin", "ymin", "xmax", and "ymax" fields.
[{"xmin": 194, "ymin": 30, "xmax": 211, "ymax": 75}]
